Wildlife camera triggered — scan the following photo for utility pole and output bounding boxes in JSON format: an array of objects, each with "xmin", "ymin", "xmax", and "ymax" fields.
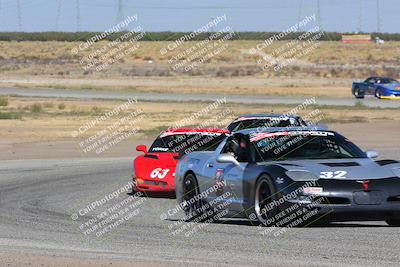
[
  {"xmin": 316, "ymin": 0, "xmax": 322, "ymax": 30},
  {"xmin": 297, "ymin": 0, "xmax": 303, "ymax": 31},
  {"xmin": 376, "ymin": 0, "xmax": 381, "ymax": 32},
  {"xmin": 357, "ymin": 0, "xmax": 363, "ymax": 32},
  {"xmin": 17, "ymin": 0, "xmax": 22, "ymax": 31},
  {"xmin": 76, "ymin": 0, "xmax": 81, "ymax": 31},
  {"xmin": 56, "ymin": 0, "xmax": 62, "ymax": 31},
  {"xmin": 116, "ymin": 0, "xmax": 126, "ymax": 31},
  {"xmin": 117, "ymin": 0, "xmax": 124, "ymax": 22}
]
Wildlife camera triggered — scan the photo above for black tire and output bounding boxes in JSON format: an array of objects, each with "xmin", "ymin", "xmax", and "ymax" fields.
[
  {"xmin": 253, "ymin": 174, "xmax": 279, "ymax": 226},
  {"xmin": 375, "ymin": 89, "xmax": 382, "ymax": 99},
  {"xmin": 181, "ymin": 173, "xmax": 208, "ymax": 221},
  {"xmin": 129, "ymin": 178, "xmax": 138, "ymax": 195},
  {"xmin": 131, "ymin": 185, "xmax": 137, "ymax": 194},
  {"xmin": 354, "ymin": 88, "xmax": 364, "ymax": 99},
  {"xmin": 386, "ymin": 219, "xmax": 400, "ymax": 227}
]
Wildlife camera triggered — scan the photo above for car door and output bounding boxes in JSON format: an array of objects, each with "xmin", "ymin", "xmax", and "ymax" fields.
[
  {"xmin": 219, "ymin": 160, "xmax": 249, "ymax": 213},
  {"xmin": 366, "ymin": 78, "xmax": 376, "ymax": 95},
  {"xmin": 198, "ymin": 152, "xmax": 219, "ymax": 197},
  {"xmin": 201, "ymin": 134, "xmax": 251, "ymax": 213}
]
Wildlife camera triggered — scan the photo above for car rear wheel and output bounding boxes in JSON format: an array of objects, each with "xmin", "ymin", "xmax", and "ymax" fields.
[
  {"xmin": 375, "ymin": 89, "xmax": 382, "ymax": 99},
  {"xmin": 253, "ymin": 175, "xmax": 278, "ymax": 225},
  {"xmin": 182, "ymin": 173, "xmax": 206, "ymax": 221},
  {"xmin": 354, "ymin": 88, "xmax": 364, "ymax": 99},
  {"xmin": 386, "ymin": 219, "xmax": 400, "ymax": 227},
  {"xmin": 354, "ymin": 88, "xmax": 364, "ymax": 98}
]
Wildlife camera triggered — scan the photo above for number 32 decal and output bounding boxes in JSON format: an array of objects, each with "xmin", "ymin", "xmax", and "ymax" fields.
[
  {"xmin": 319, "ymin": 171, "xmax": 347, "ymax": 179},
  {"xmin": 150, "ymin": 168, "xmax": 170, "ymax": 179}
]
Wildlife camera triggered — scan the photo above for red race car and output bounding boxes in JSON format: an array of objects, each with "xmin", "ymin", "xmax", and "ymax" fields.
[{"xmin": 133, "ymin": 128, "xmax": 229, "ymax": 196}]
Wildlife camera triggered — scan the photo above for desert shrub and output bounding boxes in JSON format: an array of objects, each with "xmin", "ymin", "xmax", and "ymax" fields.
[
  {"xmin": 30, "ymin": 103, "xmax": 43, "ymax": 113},
  {"xmin": 44, "ymin": 102, "xmax": 54, "ymax": 108},
  {"xmin": 58, "ymin": 103, "xmax": 66, "ymax": 110},
  {"xmin": 0, "ymin": 97, "xmax": 8, "ymax": 106},
  {"xmin": 0, "ymin": 112, "xmax": 22, "ymax": 119}
]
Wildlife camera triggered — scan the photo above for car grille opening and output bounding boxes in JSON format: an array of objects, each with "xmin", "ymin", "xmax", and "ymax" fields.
[
  {"xmin": 376, "ymin": 160, "xmax": 399, "ymax": 166},
  {"xmin": 321, "ymin": 162, "xmax": 360, "ymax": 167},
  {"xmin": 144, "ymin": 154, "xmax": 158, "ymax": 159},
  {"xmin": 137, "ymin": 185, "xmax": 149, "ymax": 189},
  {"xmin": 319, "ymin": 197, "xmax": 350, "ymax": 205},
  {"xmin": 387, "ymin": 196, "xmax": 400, "ymax": 202},
  {"xmin": 144, "ymin": 180, "xmax": 167, "ymax": 186}
]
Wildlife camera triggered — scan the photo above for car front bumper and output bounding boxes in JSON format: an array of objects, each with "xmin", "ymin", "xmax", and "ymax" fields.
[
  {"xmin": 289, "ymin": 194, "xmax": 400, "ymax": 222},
  {"xmin": 380, "ymin": 96, "xmax": 400, "ymax": 100},
  {"xmin": 288, "ymin": 178, "xmax": 400, "ymax": 222},
  {"xmin": 133, "ymin": 176, "xmax": 175, "ymax": 193}
]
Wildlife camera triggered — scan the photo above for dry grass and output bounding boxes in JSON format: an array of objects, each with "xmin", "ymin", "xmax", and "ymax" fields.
[
  {"xmin": 0, "ymin": 96, "xmax": 399, "ymax": 142},
  {"xmin": 0, "ymin": 40, "xmax": 399, "ymax": 98},
  {"xmin": 1, "ymin": 41, "xmax": 399, "ymax": 66}
]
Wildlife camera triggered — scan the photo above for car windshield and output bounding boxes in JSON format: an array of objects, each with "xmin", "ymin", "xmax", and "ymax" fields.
[
  {"xmin": 385, "ymin": 78, "xmax": 399, "ymax": 84},
  {"xmin": 372, "ymin": 78, "xmax": 399, "ymax": 84},
  {"xmin": 149, "ymin": 133, "xmax": 226, "ymax": 155},
  {"xmin": 229, "ymin": 118, "xmax": 304, "ymax": 131},
  {"xmin": 250, "ymin": 131, "xmax": 366, "ymax": 162}
]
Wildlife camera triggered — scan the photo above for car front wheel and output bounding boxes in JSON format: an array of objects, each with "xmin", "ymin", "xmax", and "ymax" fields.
[
  {"xmin": 182, "ymin": 173, "xmax": 206, "ymax": 221},
  {"xmin": 375, "ymin": 89, "xmax": 382, "ymax": 99},
  {"xmin": 253, "ymin": 174, "xmax": 279, "ymax": 226}
]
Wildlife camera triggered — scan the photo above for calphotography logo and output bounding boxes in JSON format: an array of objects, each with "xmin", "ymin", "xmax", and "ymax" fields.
[
  {"xmin": 70, "ymin": 98, "xmax": 145, "ymax": 155},
  {"xmin": 70, "ymin": 181, "xmax": 146, "ymax": 239}
]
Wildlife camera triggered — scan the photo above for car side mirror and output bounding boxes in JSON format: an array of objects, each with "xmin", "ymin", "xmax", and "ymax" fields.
[
  {"xmin": 136, "ymin": 145, "xmax": 147, "ymax": 153},
  {"xmin": 217, "ymin": 153, "xmax": 240, "ymax": 166},
  {"xmin": 366, "ymin": 150, "xmax": 379, "ymax": 159}
]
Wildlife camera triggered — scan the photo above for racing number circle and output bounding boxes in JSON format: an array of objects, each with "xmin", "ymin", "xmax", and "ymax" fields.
[{"xmin": 150, "ymin": 168, "xmax": 170, "ymax": 179}]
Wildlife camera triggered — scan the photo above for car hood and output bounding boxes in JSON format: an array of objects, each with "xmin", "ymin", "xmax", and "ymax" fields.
[{"xmin": 264, "ymin": 158, "xmax": 400, "ymax": 180}]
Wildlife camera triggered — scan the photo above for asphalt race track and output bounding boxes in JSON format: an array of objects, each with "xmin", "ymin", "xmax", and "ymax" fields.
[
  {"xmin": 1, "ymin": 87, "xmax": 400, "ymax": 108},
  {"xmin": 1, "ymin": 157, "xmax": 399, "ymax": 266}
]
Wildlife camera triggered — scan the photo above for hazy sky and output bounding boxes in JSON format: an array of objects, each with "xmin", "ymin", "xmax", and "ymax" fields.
[{"xmin": 0, "ymin": 0, "xmax": 399, "ymax": 33}]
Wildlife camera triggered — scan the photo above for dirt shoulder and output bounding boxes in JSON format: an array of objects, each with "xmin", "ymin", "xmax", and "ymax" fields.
[{"xmin": 0, "ymin": 252, "xmax": 183, "ymax": 267}]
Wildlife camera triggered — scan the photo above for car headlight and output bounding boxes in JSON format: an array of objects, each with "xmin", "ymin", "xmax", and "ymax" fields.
[
  {"xmin": 391, "ymin": 167, "xmax": 400, "ymax": 178},
  {"xmin": 285, "ymin": 170, "xmax": 319, "ymax": 181}
]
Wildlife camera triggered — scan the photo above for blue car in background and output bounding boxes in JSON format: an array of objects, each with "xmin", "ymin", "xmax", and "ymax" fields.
[{"xmin": 352, "ymin": 77, "xmax": 400, "ymax": 99}]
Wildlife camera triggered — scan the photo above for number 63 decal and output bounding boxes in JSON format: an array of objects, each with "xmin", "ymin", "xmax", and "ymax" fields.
[
  {"xmin": 150, "ymin": 168, "xmax": 170, "ymax": 179},
  {"xmin": 319, "ymin": 171, "xmax": 347, "ymax": 179}
]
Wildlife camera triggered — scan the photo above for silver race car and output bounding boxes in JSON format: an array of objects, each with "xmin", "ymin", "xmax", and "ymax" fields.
[{"xmin": 175, "ymin": 127, "xmax": 400, "ymax": 226}]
